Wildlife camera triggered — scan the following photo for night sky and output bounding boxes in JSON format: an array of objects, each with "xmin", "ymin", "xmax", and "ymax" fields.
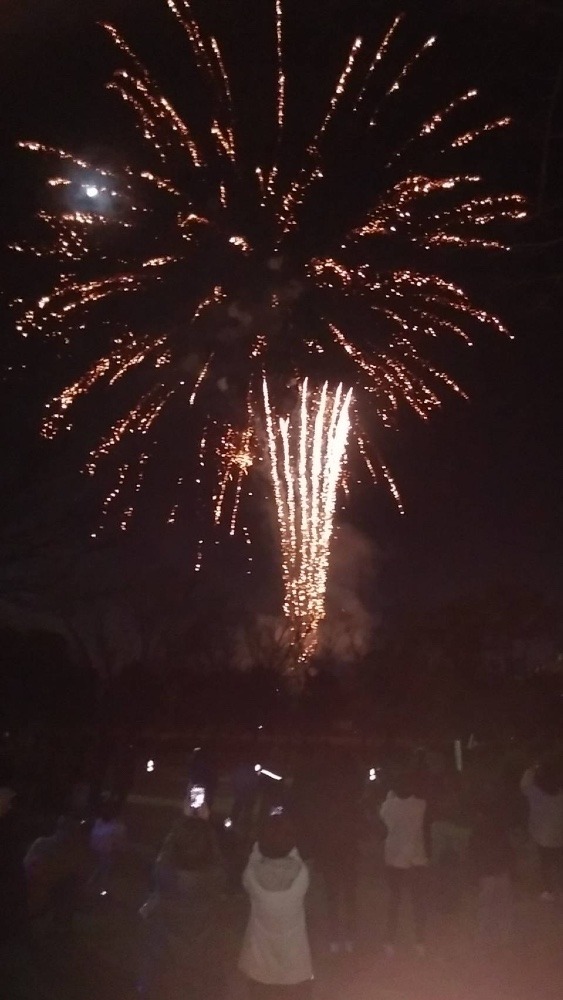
[{"xmin": 0, "ymin": 0, "xmax": 561, "ymax": 618}]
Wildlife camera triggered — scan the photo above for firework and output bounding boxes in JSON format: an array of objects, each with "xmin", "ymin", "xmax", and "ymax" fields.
[
  {"xmin": 14, "ymin": 0, "xmax": 523, "ymax": 547},
  {"xmin": 263, "ymin": 378, "xmax": 352, "ymax": 664}
]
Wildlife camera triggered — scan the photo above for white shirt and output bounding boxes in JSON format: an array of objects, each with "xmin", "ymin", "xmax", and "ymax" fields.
[
  {"xmin": 239, "ymin": 845, "xmax": 313, "ymax": 985},
  {"xmin": 521, "ymin": 768, "xmax": 563, "ymax": 848},
  {"xmin": 380, "ymin": 792, "xmax": 428, "ymax": 868}
]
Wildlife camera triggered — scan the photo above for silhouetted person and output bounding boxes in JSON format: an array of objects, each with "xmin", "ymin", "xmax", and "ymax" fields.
[
  {"xmin": 25, "ymin": 815, "xmax": 89, "ymax": 928},
  {"xmin": 89, "ymin": 799, "xmax": 127, "ymax": 893},
  {"xmin": 298, "ymin": 745, "xmax": 364, "ymax": 953},
  {"xmin": 239, "ymin": 813, "xmax": 313, "ymax": 1000},
  {"xmin": 231, "ymin": 748, "xmax": 260, "ymax": 838},
  {"xmin": 1, "ymin": 786, "xmax": 52, "ymax": 999},
  {"xmin": 469, "ymin": 786, "xmax": 514, "ymax": 948},
  {"xmin": 138, "ymin": 814, "xmax": 225, "ymax": 1000},
  {"xmin": 521, "ymin": 757, "xmax": 563, "ymax": 900},
  {"xmin": 109, "ymin": 734, "xmax": 137, "ymax": 807},
  {"xmin": 380, "ymin": 771, "xmax": 429, "ymax": 957},
  {"xmin": 0, "ymin": 786, "xmax": 28, "ymax": 945},
  {"xmin": 429, "ymin": 766, "xmax": 471, "ymax": 914}
]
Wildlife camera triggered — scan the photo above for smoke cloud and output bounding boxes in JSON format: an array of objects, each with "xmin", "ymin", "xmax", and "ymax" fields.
[{"xmin": 318, "ymin": 523, "xmax": 379, "ymax": 665}]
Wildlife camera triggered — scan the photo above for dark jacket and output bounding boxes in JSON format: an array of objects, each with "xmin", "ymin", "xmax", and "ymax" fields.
[
  {"xmin": 143, "ymin": 817, "xmax": 224, "ymax": 959},
  {"xmin": 292, "ymin": 749, "xmax": 364, "ymax": 860},
  {"xmin": 469, "ymin": 810, "xmax": 513, "ymax": 879},
  {"xmin": 139, "ymin": 851, "xmax": 225, "ymax": 999},
  {"xmin": 152, "ymin": 860, "xmax": 223, "ymax": 950}
]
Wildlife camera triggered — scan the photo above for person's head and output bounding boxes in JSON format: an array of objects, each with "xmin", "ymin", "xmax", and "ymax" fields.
[
  {"xmin": 166, "ymin": 816, "xmax": 216, "ymax": 872},
  {"xmin": 99, "ymin": 800, "xmax": 119, "ymax": 824},
  {"xmin": 391, "ymin": 771, "xmax": 420, "ymax": 800},
  {"xmin": 258, "ymin": 814, "xmax": 296, "ymax": 859}
]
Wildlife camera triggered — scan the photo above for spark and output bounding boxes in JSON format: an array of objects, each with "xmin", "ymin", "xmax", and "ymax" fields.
[
  {"xmin": 384, "ymin": 36, "xmax": 435, "ymax": 99},
  {"xmin": 354, "ymin": 15, "xmax": 403, "ymax": 111},
  {"xmin": 318, "ymin": 36, "xmax": 363, "ymax": 139},
  {"xmin": 229, "ymin": 235, "xmax": 252, "ymax": 253},
  {"xmin": 419, "ymin": 90, "xmax": 478, "ymax": 138},
  {"xmin": 281, "ymin": 36, "xmax": 362, "ymax": 229},
  {"xmin": 42, "ymin": 334, "xmax": 165, "ymax": 438},
  {"xmin": 18, "ymin": 141, "xmax": 116, "ymax": 178},
  {"xmin": 214, "ymin": 424, "xmax": 255, "ymax": 531},
  {"xmin": 189, "ymin": 358, "xmax": 211, "ymax": 405},
  {"xmin": 167, "ymin": 476, "xmax": 184, "ymax": 524},
  {"xmin": 275, "ymin": 0, "xmax": 285, "ymax": 131},
  {"xmin": 451, "ymin": 117, "xmax": 512, "ymax": 149}
]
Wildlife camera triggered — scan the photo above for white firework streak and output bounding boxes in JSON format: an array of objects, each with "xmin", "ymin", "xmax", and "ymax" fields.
[{"xmin": 263, "ymin": 377, "xmax": 353, "ymax": 665}]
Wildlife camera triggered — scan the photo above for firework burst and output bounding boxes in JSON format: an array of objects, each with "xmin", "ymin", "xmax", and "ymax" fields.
[{"xmin": 14, "ymin": 0, "xmax": 523, "ymax": 551}]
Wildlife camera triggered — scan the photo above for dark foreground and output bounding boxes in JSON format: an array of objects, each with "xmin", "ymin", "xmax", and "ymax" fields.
[{"xmin": 5, "ymin": 795, "xmax": 563, "ymax": 1000}]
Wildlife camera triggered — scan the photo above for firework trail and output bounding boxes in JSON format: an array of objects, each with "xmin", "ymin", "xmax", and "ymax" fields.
[
  {"xmin": 263, "ymin": 378, "xmax": 352, "ymax": 664},
  {"xmin": 13, "ymin": 0, "xmax": 523, "ymax": 551}
]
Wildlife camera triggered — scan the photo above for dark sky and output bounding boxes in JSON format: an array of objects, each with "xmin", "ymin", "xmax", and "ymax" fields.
[{"xmin": 0, "ymin": 0, "xmax": 561, "ymax": 615}]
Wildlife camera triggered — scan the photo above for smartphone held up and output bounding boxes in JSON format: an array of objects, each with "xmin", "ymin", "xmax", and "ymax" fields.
[{"xmin": 190, "ymin": 784, "xmax": 206, "ymax": 810}]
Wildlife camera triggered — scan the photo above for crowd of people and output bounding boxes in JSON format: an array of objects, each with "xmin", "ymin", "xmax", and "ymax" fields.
[{"xmin": 1, "ymin": 739, "xmax": 563, "ymax": 999}]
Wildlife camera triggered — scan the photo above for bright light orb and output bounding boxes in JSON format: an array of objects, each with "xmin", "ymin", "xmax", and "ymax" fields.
[{"xmin": 85, "ymin": 185, "xmax": 99, "ymax": 198}]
